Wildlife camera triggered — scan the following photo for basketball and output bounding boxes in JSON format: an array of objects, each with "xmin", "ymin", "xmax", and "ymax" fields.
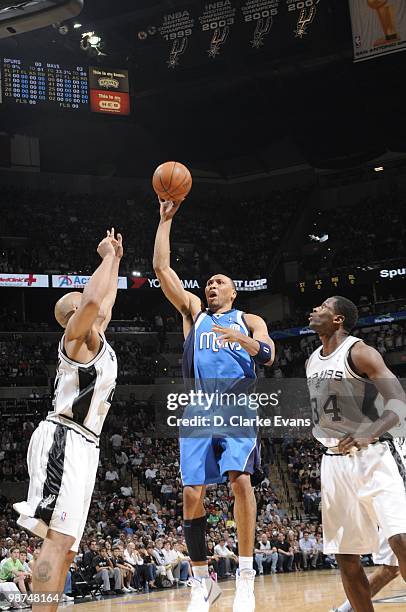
[{"xmin": 152, "ymin": 161, "xmax": 192, "ymax": 202}]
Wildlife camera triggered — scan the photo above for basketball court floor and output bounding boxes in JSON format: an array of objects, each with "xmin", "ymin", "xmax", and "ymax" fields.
[{"xmin": 71, "ymin": 570, "xmax": 406, "ymax": 611}]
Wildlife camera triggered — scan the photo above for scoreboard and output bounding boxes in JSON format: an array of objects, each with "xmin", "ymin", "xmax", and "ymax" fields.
[{"xmin": 0, "ymin": 58, "xmax": 130, "ymax": 115}]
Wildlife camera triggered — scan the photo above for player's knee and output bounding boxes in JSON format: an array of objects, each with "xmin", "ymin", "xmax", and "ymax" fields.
[
  {"xmin": 65, "ymin": 550, "xmax": 75, "ymax": 564},
  {"xmin": 230, "ymin": 472, "xmax": 251, "ymax": 497},
  {"xmin": 336, "ymin": 554, "xmax": 362, "ymax": 575},
  {"xmin": 381, "ymin": 564, "xmax": 400, "ymax": 580},
  {"xmin": 46, "ymin": 529, "xmax": 75, "ymax": 554},
  {"xmin": 388, "ymin": 533, "xmax": 406, "ymax": 558},
  {"xmin": 183, "ymin": 485, "xmax": 203, "ymax": 507}
]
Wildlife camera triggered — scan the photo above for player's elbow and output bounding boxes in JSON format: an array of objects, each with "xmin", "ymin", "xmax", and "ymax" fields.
[
  {"xmin": 81, "ymin": 298, "xmax": 102, "ymax": 317},
  {"xmin": 153, "ymin": 261, "xmax": 169, "ymax": 276}
]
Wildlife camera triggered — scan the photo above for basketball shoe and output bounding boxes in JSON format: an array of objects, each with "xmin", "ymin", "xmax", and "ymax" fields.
[
  {"xmin": 186, "ymin": 577, "xmax": 222, "ymax": 612},
  {"xmin": 233, "ymin": 569, "xmax": 256, "ymax": 612}
]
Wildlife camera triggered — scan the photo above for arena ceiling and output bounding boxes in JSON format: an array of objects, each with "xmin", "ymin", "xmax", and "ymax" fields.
[{"xmin": 0, "ymin": 1, "xmax": 406, "ymax": 179}]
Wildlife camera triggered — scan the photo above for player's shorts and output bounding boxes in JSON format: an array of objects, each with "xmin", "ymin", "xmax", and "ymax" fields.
[
  {"xmin": 14, "ymin": 418, "xmax": 99, "ymax": 552},
  {"xmin": 373, "ymin": 528, "xmax": 398, "ymax": 567},
  {"xmin": 321, "ymin": 441, "xmax": 406, "ymax": 555},
  {"xmin": 180, "ymin": 435, "xmax": 260, "ymax": 486}
]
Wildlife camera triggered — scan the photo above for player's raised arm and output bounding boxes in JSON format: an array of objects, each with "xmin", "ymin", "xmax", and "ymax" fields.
[
  {"xmin": 153, "ymin": 198, "xmax": 201, "ymax": 319},
  {"xmin": 98, "ymin": 229, "xmax": 124, "ymax": 333},
  {"xmin": 64, "ymin": 231, "xmax": 117, "ymax": 341}
]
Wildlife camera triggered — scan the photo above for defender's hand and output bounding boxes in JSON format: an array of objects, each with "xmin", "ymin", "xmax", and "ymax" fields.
[
  {"xmin": 97, "ymin": 229, "xmax": 116, "ymax": 259},
  {"xmin": 109, "ymin": 228, "xmax": 124, "ymax": 259},
  {"xmin": 338, "ymin": 433, "xmax": 376, "ymax": 455}
]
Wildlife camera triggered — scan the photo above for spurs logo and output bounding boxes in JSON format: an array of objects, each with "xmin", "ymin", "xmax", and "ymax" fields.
[
  {"xmin": 294, "ymin": 0, "xmax": 320, "ymax": 38},
  {"xmin": 39, "ymin": 494, "xmax": 56, "ymax": 509},
  {"xmin": 251, "ymin": 16, "xmax": 273, "ymax": 48},
  {"xmin": 208, "ymin": 26, "xmax": 229, "ymax": 58},
  {"xmin": 167, "ymin": 38, "xmax": 188, "ymax": 68}
]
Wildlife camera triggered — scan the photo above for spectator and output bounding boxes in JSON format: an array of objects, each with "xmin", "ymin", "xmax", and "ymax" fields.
[
  {"xmin": 91, "ymin": 547, "xmax": 124, "ymax": 596},
  {"xmin": 213, "ymin": 538, "xmax": 238, "ymax": 578},
  {"xmin": 299, "ymin": 532, "xmax": 317, "ymax": 570},
  {"xmin": 255, "ymin": 534, "xmax": 277, "ymax": 575}
]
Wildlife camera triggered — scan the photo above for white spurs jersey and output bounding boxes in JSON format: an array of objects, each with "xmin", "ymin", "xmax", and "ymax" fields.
[
  {"xmin": 306, "ymin": 336, "xmax": 386, "ymax": 449},
  {"xmin": 47, "ymin": 334, "xmax": 117, "ymax": 437}
]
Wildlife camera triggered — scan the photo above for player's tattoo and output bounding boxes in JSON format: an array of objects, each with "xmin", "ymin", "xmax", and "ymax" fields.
[{"xmin": 34, "ymin": 560, "xmax": 52, "ymax": 583}]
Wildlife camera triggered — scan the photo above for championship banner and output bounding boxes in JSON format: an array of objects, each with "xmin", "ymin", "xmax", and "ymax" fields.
[
  {"xmin": 199, "ymin": 0, "xmax": 237, "ymax": 58},
  {"xmin": 52, "ymin": 275, "xmax": 127, "ymax": 289},
  {"xmin": 159, "ymin": 9, "xmax": 195, "ymax": 68},
  {"xmin": 130, "ymin": 277, "xmax": 268, "ymax": 291},
  {"xmin": 89, "ymin": 67, "xmax": 130, "ymax": 115},
  {"xmin": 0, "ymin": 273, "xmax": 48, "ymax": 288},
  {"xmin": 349, "ymin": 0, "xmax": 406, "ymax": 62}
]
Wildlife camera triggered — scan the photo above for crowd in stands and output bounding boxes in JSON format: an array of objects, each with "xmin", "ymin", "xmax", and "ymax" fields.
[
  {"xmin": 0, "ymin": 408, "xmax": 337, "ymax": 605},
  {"xmin": 0, "ymin": 186, "xmax": 302, "ymax": 279},
  {"xmin": 302, "ymin": 187, "xmax": 406, "ymax": 274},
  {"xmin": 1, "ymin": 317, "xmax": 405, "ymax": 386}
]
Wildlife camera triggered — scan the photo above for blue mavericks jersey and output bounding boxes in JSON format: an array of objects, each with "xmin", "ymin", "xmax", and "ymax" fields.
[{"xmin": 182, "ymin": 309, "xmax": 256, "ymax": 385}]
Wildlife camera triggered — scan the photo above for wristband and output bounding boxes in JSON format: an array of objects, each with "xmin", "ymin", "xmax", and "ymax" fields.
[{"xmin": 254, "ymin": 341, "xmax": 273, "ymax": 365}]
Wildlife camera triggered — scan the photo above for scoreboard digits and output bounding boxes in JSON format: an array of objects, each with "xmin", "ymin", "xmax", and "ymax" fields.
[
  {"xmin": 1, "ymin": 58, "xmax": 89, "ymax": 110},
  {"xmin": 0, "ymin": 59, "xmax": 130, "ymax": 115}
]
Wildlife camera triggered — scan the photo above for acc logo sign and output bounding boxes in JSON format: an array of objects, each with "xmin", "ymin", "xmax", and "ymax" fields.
[{"xmin": 56, "ymin": 275, "xmax": 90, "ymax": 288}]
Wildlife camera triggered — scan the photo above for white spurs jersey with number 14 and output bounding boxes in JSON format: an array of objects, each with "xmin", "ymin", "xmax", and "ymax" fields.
[
  {"xmin": 306, "ymin": 335, "xmax": 388, "ymax": 449},
  {"xmin": 47, "ymin": 333, "xmax": 117, "ymax": 437}
]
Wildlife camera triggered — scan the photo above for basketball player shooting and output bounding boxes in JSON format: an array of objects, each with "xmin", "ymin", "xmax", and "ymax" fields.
[
  {"xmin": 153, "ymin": 198, "xmax": 275, "ymax": 612},
  {"xmin": 307, "ymin": 296, "xmax": 406, "ymax": 612},
  {"xmin": 14, "ymin": 229, "xmax": 123, "ymax": 612}
]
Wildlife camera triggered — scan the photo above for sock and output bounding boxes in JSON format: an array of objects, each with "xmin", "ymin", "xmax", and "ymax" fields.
[
  {"xmin": 192, "ymin": 564, "xmax": 209, "ymax": 579},
  {"xmin": 337, "ymin": 601, "xmax": 352, "ymax": 612},
  {"xmin": 239, "ymin": 556, "xmax": 253, "ymax": 571}
]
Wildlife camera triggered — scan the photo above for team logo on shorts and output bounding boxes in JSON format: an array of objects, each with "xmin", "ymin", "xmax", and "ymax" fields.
[
  {"xmin": 61, "ymin": 512, "xmax": 67, "ymax": 521},
  {"xmin": 39, "ymin": 494, "xmax": 56, "ymax": 509}
]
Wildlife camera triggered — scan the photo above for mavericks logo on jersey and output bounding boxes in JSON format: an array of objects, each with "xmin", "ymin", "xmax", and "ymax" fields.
[{"xmin": 199, "ymin": 331, "xmax": 242, "ymax": 353}]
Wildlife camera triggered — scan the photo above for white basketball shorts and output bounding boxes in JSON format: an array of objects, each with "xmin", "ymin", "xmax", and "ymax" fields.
[
  {"xmin": 373, "ymin": 528, "xmax": 398, "ymax": 567},
  {"xmin": 14, "ymin": 419, "xmax": 99, "ymax": 552},
  {"xmin": 321, "ymin": 441, "xmax": 406, "ymax": 555}
]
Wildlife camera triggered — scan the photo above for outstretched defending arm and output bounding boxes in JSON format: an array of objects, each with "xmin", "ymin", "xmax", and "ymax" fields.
[
  {"xmin": 98, "ymin": 229, "xmax": 123, "ymax": 333},
  {"xmin": 65, "ymin": 231, "xmax": 116, "ymax": 342},
  {"xmin": 153, "ymin": 199, "xmax": 202, "ymax": 322}
]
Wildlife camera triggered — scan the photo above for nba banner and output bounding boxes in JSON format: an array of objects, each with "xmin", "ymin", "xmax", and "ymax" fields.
[{"xmin": 349, "ymin": 0, "xmax": 406, "ymax": 62}]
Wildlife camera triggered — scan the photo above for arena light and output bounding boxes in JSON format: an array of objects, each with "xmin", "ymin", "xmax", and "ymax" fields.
[
  {"xmin": 80, "ymin": 30, "xmax": 105, "ymax": 55},
  {"xmin": 309, "ymin": 233, "xmax": 329, "ymax": 243},
  {"xmin": 374, "ymin": 166, "xmax": 384, "ymax": 172}
]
